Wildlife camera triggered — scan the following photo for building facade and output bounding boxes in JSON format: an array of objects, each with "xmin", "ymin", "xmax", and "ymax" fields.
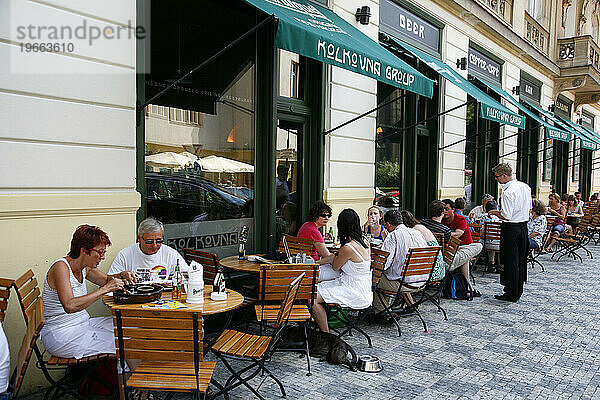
[{"xmin": 2, "ymin": 0, "xmax": 600, "ymax": 394}]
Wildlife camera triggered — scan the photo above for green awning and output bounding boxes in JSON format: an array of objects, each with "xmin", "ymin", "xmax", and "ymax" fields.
[
  {"xmin": 473, "ymin": 78, "xmax": 571, "ymax": 142},
  {"xmin": 389, "ymin": 40, "xmax": 525, "ymax": 129},
  {"xmin": 243, "ymin": 0, "xmax": 434, "ymax": 97},
  {"xmin": 524, "ymin": 100, "xmax": 600, "ymax": 151}
]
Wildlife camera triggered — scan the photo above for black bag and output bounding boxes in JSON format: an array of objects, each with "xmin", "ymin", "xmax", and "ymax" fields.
[{"xmin": 442, "ymin": 271, "xmax": 473, "ymax": 301}]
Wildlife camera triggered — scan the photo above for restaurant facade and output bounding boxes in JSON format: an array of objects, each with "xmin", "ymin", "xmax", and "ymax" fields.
[{"xmin": 2, "ymin": 0, "xmax": 600, "ymax": 393}]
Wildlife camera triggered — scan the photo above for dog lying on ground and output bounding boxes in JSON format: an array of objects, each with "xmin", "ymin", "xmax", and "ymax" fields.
[{"xmin": 280, "ymin": 325, "xmax": 357, "ymax": 371}]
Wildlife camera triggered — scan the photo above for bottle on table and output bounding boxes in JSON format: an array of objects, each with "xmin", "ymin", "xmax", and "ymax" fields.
[
  {"xmin": 213, "ymin": 267, "xmax": 226, "ymax": 294},
  {"xmin": 172, "ymin": 260, "xmax": 184, "ymax": 300}
]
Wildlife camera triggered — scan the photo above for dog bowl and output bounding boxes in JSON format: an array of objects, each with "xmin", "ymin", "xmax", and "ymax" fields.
[{"xmin": 357, "ymin": 355, "xmax": 383, "ymax": 373}]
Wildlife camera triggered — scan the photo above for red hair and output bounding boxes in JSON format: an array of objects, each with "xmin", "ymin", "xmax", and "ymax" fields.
[{"xmin": 67, "ymin": 225, "xmax": 111, "ymax": 258}]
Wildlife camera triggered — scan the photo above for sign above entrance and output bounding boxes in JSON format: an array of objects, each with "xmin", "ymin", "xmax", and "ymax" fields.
[
  {"xmin": 243, "ymin": 0, "xmax": 434, "ymax": 97},
  {"xmin": 380, "ymin": 1, "xmax": 441, "ymax": 54},
  {"xmin": 581, "ymin": 110, "xmax": 594, "ymax": 130},
  {"xmin": 390, "ymin": 39, "xmax": 525, "ymax": 129},
  {"xmin": 519, "ymin": 75, "xmax": 541, "ymax": 103},
  {"xmin": 554, "ymin": 96, "xmax": 572, "ymax": 117},
  {"xmin": 468, "ymin": 47, "xmax": 501, "ymax": 85}
]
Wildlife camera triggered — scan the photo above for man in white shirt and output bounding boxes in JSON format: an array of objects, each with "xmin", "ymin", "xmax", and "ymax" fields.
[
  {"xmin": 372, "ymin": 210, "xmax": 427, "ymax": 313},
  {"xmin": 109, "ymin": 217, "xmax": 188, "ymax": 282},
  {"xmin": 0, "ymin": 322, "xmax": 9, "ymax": 400},
  {"xmin": 488, "ymin": 163, "xmax": 531, "ymax": 302},
  {"xmin": 468, "ymin": 193, "xmax": 494, "ymax": 221},
  {"xmin": 575, "ymin": 191, "xmax": 584, "ymax": 208}
]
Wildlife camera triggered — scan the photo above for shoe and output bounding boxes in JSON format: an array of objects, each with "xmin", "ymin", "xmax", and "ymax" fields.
[
  {"xmin": 494, "ymin": 294, "xmax": 517, "ymax": 302},
  {"xmin": 394, "ymin": 305, "xmax": 418, "ymax": 316},
  {"xmin": 472, "ymin": 290, "xmax": 482, "ymax": 297}
]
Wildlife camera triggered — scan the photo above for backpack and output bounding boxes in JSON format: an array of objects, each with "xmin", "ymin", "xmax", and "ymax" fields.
[{"xmin": 442, "ymin": 271, "xmax": 473, "ymax": 301}]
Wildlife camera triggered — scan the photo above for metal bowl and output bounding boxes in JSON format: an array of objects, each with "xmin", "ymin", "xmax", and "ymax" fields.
[
  {"xmin": 357, "ymin": 355, "xmax": 383, "ymax": 373},
  {"xmin": 114, "ymin": 283, "xmax": 164, "ymax": 304}
]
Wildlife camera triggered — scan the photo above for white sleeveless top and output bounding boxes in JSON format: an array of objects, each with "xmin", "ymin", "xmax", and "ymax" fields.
[{"xmin": 42, "ymin": 258, "xmax": 90, "ymax": 327}]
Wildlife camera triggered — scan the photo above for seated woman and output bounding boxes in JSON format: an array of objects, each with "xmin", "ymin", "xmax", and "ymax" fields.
[
  {"xmin": 312, "ymin": 209, "xmax": 372, "ymax": 333},
  {"xmin": 401, "ymin": 210, "xmax": 445, "ymax": 282},
  {"xmin": 362, "ymin": 205, "xmax": 388, "ymax": 242},
  {"xmin": 528, "ymin": 199, "xmax": 547, "ymax": 250},
  {"xmin": 40, "ymin": 225, "xmax": 135, "ymax": 359},
  {"xmin": 480, "ymin": 200, "xmax": 501, "ymax": 267},
  {"xmin": 544, "ymin": 193, "xmax": 567, "ymax": 252},
  {"xmin": 566, "ymin": 194, "xmax": 584, "ymax": 233},
  {"xmin": 297, "ymin": 200, "xmax": 333, "ymax": 261}
]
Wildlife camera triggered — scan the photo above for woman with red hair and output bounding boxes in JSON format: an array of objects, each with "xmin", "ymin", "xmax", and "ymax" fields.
[{"xmin": 40, "ymin": 225, "xmax": 132, "ymax": 359}]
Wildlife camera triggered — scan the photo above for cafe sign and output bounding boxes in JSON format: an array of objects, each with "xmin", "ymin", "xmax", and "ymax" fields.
[
  {"xmin": 555, "ymin": 95, "xmax": 571, "ymax": 117},
  {"xmin": 468, "ymin": 47, "xmax": 501, "ymax": 85},
  {"xmin": 380, "ymin": 0, "xmax": 441, "ymax": 54},
  {"xmin": 546, "ymin": 127, "xmax": 569, "ymax": 141},
  {"xmin": 519, "ymin": 75, "xmax": 541, "ymax": 103},
  {"xmin": 480, "ymin": 104, "xmax": 524, "ymax": 128},
  {"xmin": 581, "ymin": 110, "xmax": 594, "ymax": 129}
]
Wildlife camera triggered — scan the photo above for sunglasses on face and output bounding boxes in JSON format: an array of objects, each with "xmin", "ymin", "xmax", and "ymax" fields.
[
  {"xmin": 320, "ymin": 214, "xmax": 332, "ymax": 218},
  {"xmin": 89, "ymin": 248, "xmax": 106, "ymax": 256},
  {"xmin": 143, "ymin": 239, "xmax": 164, "ymax": 245}
]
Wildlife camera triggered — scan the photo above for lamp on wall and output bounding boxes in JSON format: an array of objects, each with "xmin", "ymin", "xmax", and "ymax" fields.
[
  {"xmin": 547, "ymin": 103, "xmax": 555, "ymax": 112},
  {"xmin": 456, "ymin": 57, "xmax": 467, "ymax": 70},
  {"xmin": 355, "ymin": 6, "xmax": 370, "ymax": 25},
  {"xmin": 512, "ymin": 86, "xmax": 520, "ymax": 95},
  {"xmin": 577, "ymin": 117, "xmax": 583, "ymax": 125}
]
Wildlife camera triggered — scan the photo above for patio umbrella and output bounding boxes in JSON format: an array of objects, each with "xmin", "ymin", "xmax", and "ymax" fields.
[
  {"xmin": 196, "ymin": 155, "xmax": 254, "ymax": 173},
  {"xmin": 145, "ymin": 152, "xmax": 195, "ymax": 168}
]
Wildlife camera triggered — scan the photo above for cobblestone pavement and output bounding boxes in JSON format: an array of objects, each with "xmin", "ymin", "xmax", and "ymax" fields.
[{"xmin": 23, "ymin": 243, "xmax": 600, "ymax": 400}]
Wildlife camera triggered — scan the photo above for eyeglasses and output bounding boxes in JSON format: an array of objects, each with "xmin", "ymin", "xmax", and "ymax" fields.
[
  {"xmin": 89, "ymin": 248, "xmax": 106, "ymax": 257},
  {"xmin": 143, "ymin": 239, "xmax": 164, "ymax": 245},
  {"xmin": 320, "ymin": 214, "xmax": 332, "ymax": 218},
  {"xmin": 494, "ymin": 174, "xmax": 503, "ymax": 179}
]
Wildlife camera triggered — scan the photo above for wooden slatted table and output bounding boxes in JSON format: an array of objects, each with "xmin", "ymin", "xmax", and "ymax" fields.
[
  {"xmin": 220, "ymin": 255, "xmax": 264, "ymax": 274},
  {"xmin": 102, "ymin": 285, "xmax": 244, "ymax": 315}
]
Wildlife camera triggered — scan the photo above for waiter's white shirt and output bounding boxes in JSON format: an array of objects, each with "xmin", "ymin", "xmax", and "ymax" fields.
[{"xmin": 500, "ymin": 178, "xmax": 531, "ymax": 223}]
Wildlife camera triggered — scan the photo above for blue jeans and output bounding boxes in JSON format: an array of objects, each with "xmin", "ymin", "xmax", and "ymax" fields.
[
  {"xmin": 529, "ymin": 238, "xmax": 539, "ymax": 249},
  {"xmin": 0, "ymin": 392, "xmax": 10, "ymax": 400},
  {"xmin": 551, "ymin": 224, "xmax": 565, "ymax": 234}
]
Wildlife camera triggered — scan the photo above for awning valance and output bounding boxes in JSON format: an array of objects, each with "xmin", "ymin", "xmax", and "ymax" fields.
[
  {"xmin": 524, "ymin": 101, "xmax": 600, "ymax": 151},
  {"xmin": 473, "ymin": 78, "xmax": 571, "ymax": 142},
  {"xmin": 387, "ymin": 39, "xmax": 525, "ymax": 129},
  {"xmin": 243, "ymin": 0, "xmax": 434, "ymax": 97}
]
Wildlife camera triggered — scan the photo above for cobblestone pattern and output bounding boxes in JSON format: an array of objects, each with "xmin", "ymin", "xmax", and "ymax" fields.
[{"xmin": 205, "ymin": 244, "xmax": 600, "ymax": 400}]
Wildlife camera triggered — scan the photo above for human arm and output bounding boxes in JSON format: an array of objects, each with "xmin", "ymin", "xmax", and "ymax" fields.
[
  {"xmin": 49, "ymin": 261, "xmax": 124, "ymax": 314},
  {"xmin": 488, "ymin": 210, "xmax": 508, "ymax": 221},
  {"xmin": 451, "ymin": 229, "xmax": 464, "ymax": 238},
  {"xmin": 314, "ymin": 242, "xmax": 332, "ymax": 259},
  {"xmin": 329, "ymin": 245, "xmax": 354, "ymax": 271},
  {"xmin": 88, "ymin": 267, "xmax": 136, "ymax": 285}
]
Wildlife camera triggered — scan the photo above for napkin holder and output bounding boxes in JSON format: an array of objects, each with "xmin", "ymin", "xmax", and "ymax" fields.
[{"xmin": 186, "ymin": 261, "xmax": 204, "ymax": 304}]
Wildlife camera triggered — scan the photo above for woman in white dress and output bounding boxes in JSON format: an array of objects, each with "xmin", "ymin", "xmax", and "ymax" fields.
[
  {"xmin": 312, "ymin": 209, "xmax": 372, "ymax": 333},
  {"xmin": 40, "ymin": 225, "xmax": 135, "ymax": 359}
]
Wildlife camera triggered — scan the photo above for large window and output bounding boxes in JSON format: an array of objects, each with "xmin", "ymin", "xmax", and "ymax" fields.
[
  {"xmin": 527, "ymin": 0, "xmax": 546, "ymax": 21},
  {"xmin": 543, "ymin": 138, "xmax": 552, "ymax": 181},
  {"xmin": 144, "ymin": 65, "xmax": 255, "ymax": 259}
]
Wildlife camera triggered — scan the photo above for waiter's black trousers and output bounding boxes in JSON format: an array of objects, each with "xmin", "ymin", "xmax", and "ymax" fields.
[{"xmin": 499, "ymin": 222, "xmax": 529, "ymax": 300}]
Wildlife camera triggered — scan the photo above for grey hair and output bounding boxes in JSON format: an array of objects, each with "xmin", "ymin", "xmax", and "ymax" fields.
[
  {"xmin": 137, "ymin": 217, "xmax": 164, "ymax": 237},
  {"xmin": 481, "ymin": 193, "xmax": 494, "ymax": 203}
]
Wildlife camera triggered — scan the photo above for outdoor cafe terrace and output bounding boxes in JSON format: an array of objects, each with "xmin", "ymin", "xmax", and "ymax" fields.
[{"xmin": 18, "ymin": 242, "xmax": 600, "ymax": 400}]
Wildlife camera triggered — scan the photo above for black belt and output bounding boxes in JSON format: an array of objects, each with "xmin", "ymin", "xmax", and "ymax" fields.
[{"xmin": 503, "ymin": 221, "xmax": 527, "ymax": 226}]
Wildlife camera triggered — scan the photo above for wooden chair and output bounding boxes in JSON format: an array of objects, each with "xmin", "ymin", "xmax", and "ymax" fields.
[
  {"xmin": 278, "ymin": 235, "xmax": 314, "ymax": 256},
  {"xmin": 113, "ymin": 308, "xmax": 217, "ymax": 400},
  {"xmin": 210, "ymin": 273, "xmax": 305, "ymax": 400},
  {"xmin": 553, "ymin": 218, "xmax": 594, "ymax": 262},
  {"xmin": 469, "ymin": 223, "xmax": 482, "ymax": 243},
  {"xmin": 254, "ymin": 263, "xmax": 318, "ymax": 375},
  {"xmin": 480, "ymin": 221, "xmax": 502, "ymax": 274},
  {"xmin": 374, "ymin": 246, "xmax": 441, "ymax": 336},
  {"xmin": 13, "ymin": 269, "xmax": 115, "ymax": 400},
  {"xmin": 5, "ymin": 275, "xmax": 44, "ymax": 400},
  {"xmin": 328, "ymin": 247, "xmax": 389, "ymax": 348},
  {"xmin": 182, "ymin": 248, "xmax": 219, "ymax": 285}
]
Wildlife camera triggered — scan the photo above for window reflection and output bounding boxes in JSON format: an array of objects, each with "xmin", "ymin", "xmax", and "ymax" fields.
[
  {"xmin": 276, "ymin": 120, "xmax": 302, "ymax": 242},
  {"xmin": 144, "ymin": 66, "xmax": 255, "ymax": 258},
  {"xmin": 278, "ymin": 49, "xmax": 304, "ymax": 100}
]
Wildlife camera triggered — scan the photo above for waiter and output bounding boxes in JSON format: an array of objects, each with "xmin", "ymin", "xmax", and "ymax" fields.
[{"xmin": 488, "ymin": 163, "xmax": 531, "ymax": 302}]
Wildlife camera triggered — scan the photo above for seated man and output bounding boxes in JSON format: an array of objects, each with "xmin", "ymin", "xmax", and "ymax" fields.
[
  {"xmin": 372, "ymin": 210, "xmax": 427, "ymax": 314},
  {"xmin": 454, "ymin": 197, "xmax": 473, "ymax": 226},
  {"xmin": 420, "ymin": 200, "xmax": 452, "ymax": 246},
  {"xmin": 468, "ymin": 194, "xmax": 494, "ymax": 221},
  {"xmin": 442, "ymin": 199, "xmax": 483, "ymax": 293},
  {"xmin": 109, "ymin": 217, "xmax": 188, "ymax": 282}
]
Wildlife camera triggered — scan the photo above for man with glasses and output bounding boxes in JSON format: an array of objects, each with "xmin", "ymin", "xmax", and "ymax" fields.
[
  {"xmin": 109, "ymin": 217, "xmax": 188, "ymax": 282},
  {"xmin": 488, "ymin": 163, "xmax": 531, "ymax": 302}
]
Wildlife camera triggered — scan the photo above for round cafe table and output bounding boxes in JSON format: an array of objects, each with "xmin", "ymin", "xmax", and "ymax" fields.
[
  {"xmin": 102, "ymin": 285, "xmax": 244, "ymax": 315},
  {"xmin": 220, "ymin": 255, "xmax": 264, "ymax": 273}
]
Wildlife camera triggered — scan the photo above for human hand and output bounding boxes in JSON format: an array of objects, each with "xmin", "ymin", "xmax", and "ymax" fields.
[
  {"xmin": 103, "ymin": 276, "xmax": 124, "ymax": 293},
  {"xmin": 119, "ymin": 271, "xmax": 137, "ymax": 284}
]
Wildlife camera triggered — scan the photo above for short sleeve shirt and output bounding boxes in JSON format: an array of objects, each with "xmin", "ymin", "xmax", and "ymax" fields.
[
  {"xmin": 297, "ymin": 222, "xmax": 324, "ymax": 260},
  {"xmin": 443, "ymin": 213, "xmax": 473, "ymax": 245}
]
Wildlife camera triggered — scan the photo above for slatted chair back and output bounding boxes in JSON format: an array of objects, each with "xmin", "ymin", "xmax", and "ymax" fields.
[
  {"xmin": 10, "ymin": 294, "xmax": 44, "ymax": 399},
  {"xmin": 259, "ymin": 264, "xmax": 317, "ymax": 306},
  {"xmin": 432, "ymin": 232, "xmax": 445, "ymax": 247},
  {"xmin": 482, "ymin": 221, "xmax": 502, "ymax": 242},
  {"xmin": 442, "ymin": 236, "xmax": 461, "ymax": 266},
  {"xmin": 399, "ymin": 247, "xmax": 441, "ymax": 287},
  {"xmin": 370, "ymin": 248, "xmax": 389, "ymax": 287},
  {"xmin": 13, "ymin": 269, "xmax": 41, "ymax": 324},
  {"xmin": 469, "ymin": 223, "xmax": 482, "ymax": 242},
  {"xmin": 273, "ymin": 273, "xmax": 304, "ymax": 329},
  {"xmin": 278, "ymin": 235, "xmax": 314, "ymax": 256},
  {"xmin": 0, "ymin": 277, "xmax": 12, "ymax": 322},
  {"xmin": 182, "ymin": 248, "xmax": 219, "ymax": 285}
]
